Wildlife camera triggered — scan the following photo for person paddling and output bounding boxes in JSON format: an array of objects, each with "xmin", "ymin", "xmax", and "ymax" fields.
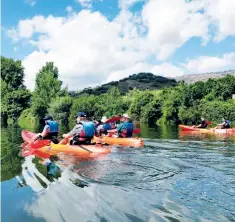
[
  {"xmin": 96, "ymin": 116, "xmax": 112, "ymax": 136},
  {"xmin": 215, "ymin": 118, "xmax": 231, "ymax": 129},
  {"xmin": 108, "ymin": 114, "xmax": 134, "ymax": 138},
  {"xmin": 33, "ymin": 115, "xmax": 59, "ymax": 144},
  {"xmin": 62, "ymin": 112, "xmax": 95, "ymax": 145},
  {"xmin": 194, "ymin": 117, "xmax": 208, "ymax": 129}
]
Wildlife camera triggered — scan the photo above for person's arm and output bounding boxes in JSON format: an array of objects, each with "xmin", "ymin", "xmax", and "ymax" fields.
[
  {"xmin": 33, "ymin": 125, "xmax": 49, "ymax": 140},
  {"xmin": 193, "ymin": 124, "xmax": 201, "ymax": 128},
  {"xmin": 41, "ymin": 125, "xmax": 50, "ymax": 137},
  {"xmin": 108, "ymin": 124, "xmax": 122, "ymax": 133},
  {"xmin": 63, "ymin": 125, "xmax": 83, "ymax": 138}
]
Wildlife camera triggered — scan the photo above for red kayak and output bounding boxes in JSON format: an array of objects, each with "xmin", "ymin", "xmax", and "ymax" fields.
[
  {"xmin": 179, "ymin": 125, "xmax": 235, "ymax": 135},
  {"xmin": 21, "ymin": 130, "xmax": 111, "ymax": 158}
]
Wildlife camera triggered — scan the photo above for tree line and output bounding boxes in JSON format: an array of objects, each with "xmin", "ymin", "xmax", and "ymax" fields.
[{"xmin": 1, "ymin": 56, "xmax": 235, "ymax": 128}]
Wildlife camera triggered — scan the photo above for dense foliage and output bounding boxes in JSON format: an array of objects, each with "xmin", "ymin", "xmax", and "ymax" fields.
[
  {"xmin": 2, "ymin": 56, "xmax": 235, "ymax": 127},
  {"xmin": 1, "ymin": 57, "xmax": 31, "ymax": 125}
]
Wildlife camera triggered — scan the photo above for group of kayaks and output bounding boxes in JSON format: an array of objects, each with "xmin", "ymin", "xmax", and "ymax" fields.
[
  {"xmin": 21, "ymin": 124, "xmax": 235, "ymax": 158},
  {"xmin": 21, "ymin": 130, "xmax": 144, "ymax": 159}
]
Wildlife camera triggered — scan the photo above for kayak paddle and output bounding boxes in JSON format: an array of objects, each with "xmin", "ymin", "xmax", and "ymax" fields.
[
  {"xmin": 107, "ymin": 128, "xmax": 141, "ymax": 136},
  {"xmin": 28, "ymin": 140, "xmax": 51, "ymax": 149},
  {"xmin": 133, "ymin": 128, "xmax": 141, "ymax": 134},
  {"xmin": 78, "ymin": 145, "xmax": 93, "ymax": 153},
  {"xmin": 104, "ymin": 116, "xmax": 121, "ymax": 124},
  {"xmin": 22, "ymin": 148, "xmax": 50, "ymax": 159}
]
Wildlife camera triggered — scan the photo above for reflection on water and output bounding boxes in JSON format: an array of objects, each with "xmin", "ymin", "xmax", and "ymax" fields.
[{"xmin": 1, "ymin": 125, "xmax": 235, "ymax": 222}]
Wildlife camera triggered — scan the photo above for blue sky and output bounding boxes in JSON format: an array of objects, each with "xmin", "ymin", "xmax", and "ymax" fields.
[{"xmin": 2, "ymin": 0, "xmax": 235, "ymax": 90}]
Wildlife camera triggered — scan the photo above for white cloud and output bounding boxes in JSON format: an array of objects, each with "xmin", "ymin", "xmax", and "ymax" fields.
[
  {"xmin": 76, "ymin": 0, "xmax": 92, "ymax": 8},
  {"xmin": 18, "ymin": 10, "xmax": 145, "ymax": 90},
  {"xmin": 66, "ymin": 6, "xmax": 73, "ymax": 13},
  {"xmin": 183, "ymin": 53, "xmax": 235, "ymax": 73},
  {"xmin": 25, "ymin": 0, "xmax": 36, "ymax": 6},
  {"xmin": 204, "ymin": 0, "xmax": 235, "ymax": 42},
  {"xmin": 6, "ymin": 0, "xmax": 235, "ymax": 90},
  {"xmin": 141, "ymin": 0, "xmax": 210, "ymax": 60}
]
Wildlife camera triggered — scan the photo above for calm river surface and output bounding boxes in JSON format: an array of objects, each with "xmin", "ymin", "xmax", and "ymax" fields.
[{"xmin": 1, "ymin": 124, "xmax": 235, "ymax": 222}]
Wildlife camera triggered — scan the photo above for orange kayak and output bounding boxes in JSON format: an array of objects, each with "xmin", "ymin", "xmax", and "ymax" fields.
[
  {"xmin": 179, "ymin": 125, "xmax": 235, "ymax": 135},
  {"xmin": 92, "ymin": 136, "xmax": 144, "ymax": 147},
  {"xmin": 21, "ymin": 130, "xmax": 111, "ymax": 157}
]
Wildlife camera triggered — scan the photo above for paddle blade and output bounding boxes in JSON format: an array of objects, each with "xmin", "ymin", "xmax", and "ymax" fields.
[
  {"xmin": 104, "ymin": 116, "xmax": 121, "ymax": 124},
  {"xmin": 21, "ymin": 148, "xmax": 50, "ymax": 158},
  {"xmin": 29, "ymin": 140, "xmax": 51, "ymax": 149},
  {"xmin": 133, "ymin": 128, "xmax": 141, "ymax": 134}
]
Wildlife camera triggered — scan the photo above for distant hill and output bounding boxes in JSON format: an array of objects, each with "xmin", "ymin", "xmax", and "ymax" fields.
[
  {"xmin": 70, "ymin": 73, "xmax": 177, "ymax": 96},
  {"xmin": 175, "ymin": 70, "xmax": 235, "ymax": 84}
]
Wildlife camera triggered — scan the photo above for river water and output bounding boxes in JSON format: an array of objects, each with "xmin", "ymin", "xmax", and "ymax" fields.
[{"xmin": 1, "ymin": 125, "xmax": 235, "ymax": 222}]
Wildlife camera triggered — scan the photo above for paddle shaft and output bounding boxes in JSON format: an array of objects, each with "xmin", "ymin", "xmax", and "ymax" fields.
[{"xmin": 78, "ymin": 145, "xmax": 93, "ymax": 153}]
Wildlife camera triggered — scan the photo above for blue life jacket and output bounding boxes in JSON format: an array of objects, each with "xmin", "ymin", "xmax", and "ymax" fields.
[
  {"xmin": 80, "ymin": 121, "xmax": 95, "ymax": 137},
  {"xmin": 119, "ymin": 122, "xmax": 134, "ymax": 138},
  {"xmin": 47, "ymin": 121, "xmax": 59, "ymax": 133},
  {"xmin": 225, "ymin": 120, "xmax": 230, "ymax": 124},
  {"xmin": 225, "ymin": 120, "xmax": 230, "ymax": 128},
  {"xmin": 103, "ymin": 123, "xmax": 112, "ymax": 131}
]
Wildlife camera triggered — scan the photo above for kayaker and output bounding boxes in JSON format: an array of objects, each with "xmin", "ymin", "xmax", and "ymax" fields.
[
  {"xmin": 96, "ymin": 116, "xmax": 112, "ymax": 136},
  {"xmin": 62, "ymin": 112, "xmax": 95, "ymax": 145},
  {"xmin": 33, "ymin": 115, "xmax": 59, "ymax": 143},
  {"xmin": 194, "ymin": 117, "xmax": 208, "ymax": 129},
  {"xmin": 107, "ymin": 114, "xmax": 134, "ymax": 138},
  {"xmin": 215, "ymin": 118, "xmax": 231, "ymax": 129}
]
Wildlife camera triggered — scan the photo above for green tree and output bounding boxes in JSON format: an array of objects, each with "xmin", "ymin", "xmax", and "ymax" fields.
[
  {"xmin": 4, "ymin": 89, "xmax": 31, "ymax": 123},
  {"xmin": 32, "ymin": 62, "xmax": 63, "ymax": 118},
  {"xmin": 1, "ymin": 57, "xmax": 31, "ymax": 124},
  {"xmin": 129, "ymin": 91, "xmax": 154, "ymax": 120},
  {"xmin": 1, "ymin": 56, "xmax": 25, "ymax": 89},
  {"xmin": 48, "ymin": 96, "xmax": 72, "ymax": 124}
]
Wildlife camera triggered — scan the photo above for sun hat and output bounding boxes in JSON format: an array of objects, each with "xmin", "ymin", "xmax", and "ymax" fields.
[
  {"xmin": 101, "ymin": 116, "xmax": 108, "ymax": 123},
  {"xmin": 122, "ymin": 113, "xmax": 130, "ymax": 118}
]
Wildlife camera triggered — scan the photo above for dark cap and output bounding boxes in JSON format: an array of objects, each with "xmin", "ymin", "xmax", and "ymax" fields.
[{"xmin": 75, "ymin": 112, "xmax": 87, "ymax": 118}]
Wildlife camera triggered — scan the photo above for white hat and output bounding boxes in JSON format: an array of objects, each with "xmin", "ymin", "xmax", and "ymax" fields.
[
  {"xmin": 101, "ymin": 116, "xmax": 108, "ymax": 123},
  {"xmin": 122, "ymin": 113, "xmax": 130, "ymax": 118}
]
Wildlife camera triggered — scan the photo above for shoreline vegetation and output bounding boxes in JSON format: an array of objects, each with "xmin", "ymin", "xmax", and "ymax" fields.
[{"xmin": 1, "ymin": 56, "xmax": 235, "ymax": 129}]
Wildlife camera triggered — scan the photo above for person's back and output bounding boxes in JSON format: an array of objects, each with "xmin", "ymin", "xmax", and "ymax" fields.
[
  {"xmin": 96, "ymin": 116, "xmax": 112, "ymax": 136},
  {"xmin": 116, "ymin": 115, "xmax": 134, "ymax": 138},
  {"xmin": 34, "ymin": 115, "xmax": 59, "ymax": 143},
  {"xmin": 200, "ymin": 119, "xmax": 208, "ymax": 128},
  {"xmin": 43, "ymin": 120, "xmax": 59, "ymax": 138},
  {"xmin": 222, "ymin": 119, "xmax": 230, "ymax": 129},
  {"xmin": 63, "ymin": 112, "xmax": 95, "ymax": 145},
  {"xmin": 195, "ymin": 118, "xmax": 208, "ymax": 129}
]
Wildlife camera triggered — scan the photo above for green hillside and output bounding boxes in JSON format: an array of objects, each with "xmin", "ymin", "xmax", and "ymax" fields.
[{"xmin": 70, "ymin": 73, "xmax": 177, "ymax": 96}]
